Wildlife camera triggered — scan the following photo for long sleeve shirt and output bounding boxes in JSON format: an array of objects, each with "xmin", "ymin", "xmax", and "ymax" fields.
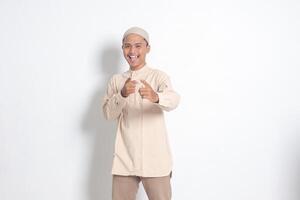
[{"xmin": 102, "ymin": 64, "xmax": 180, "ymax": 177}]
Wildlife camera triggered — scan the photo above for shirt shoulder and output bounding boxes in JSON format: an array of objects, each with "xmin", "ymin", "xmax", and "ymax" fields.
[
  {"xmin": 147, "ymin": 67, "xmax": 170, "ymax": 82},
  {"xmin": 109, "ymin": 71, "xmax": 130, "ymax": 83}
]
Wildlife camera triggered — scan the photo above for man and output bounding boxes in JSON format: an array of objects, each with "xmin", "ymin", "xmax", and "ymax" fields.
[{"xmin": 102, "ymin": 27, "xmax": 180, "ymax": 200}]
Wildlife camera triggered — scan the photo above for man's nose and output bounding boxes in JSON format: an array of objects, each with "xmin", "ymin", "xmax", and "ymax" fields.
[{"xmin": 129, "ymin": 46, "xmax": 136, "ymax": 53}]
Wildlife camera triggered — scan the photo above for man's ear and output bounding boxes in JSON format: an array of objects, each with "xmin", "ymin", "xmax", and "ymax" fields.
[{"xmin": 146, "ymin": 45, "xmax": 151, "ymax": 53}]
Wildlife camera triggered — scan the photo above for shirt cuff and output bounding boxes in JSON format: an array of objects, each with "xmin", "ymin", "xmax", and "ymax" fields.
[{"xmin": 156, "ymin": 92, "xmax": 165, "ymax": 106}]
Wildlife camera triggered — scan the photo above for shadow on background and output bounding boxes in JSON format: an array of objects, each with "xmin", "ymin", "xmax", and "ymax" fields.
[{"xmin": 81, "ymin": 42, "xmax": 121, "ymax": 200}]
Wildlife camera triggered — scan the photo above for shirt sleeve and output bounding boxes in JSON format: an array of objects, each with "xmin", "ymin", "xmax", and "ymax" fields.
[
  {"xmin": 156, "ymin": 75, "xmax": 180, "ymax": 112},
  {"xmin": 102, "ymin": 76, "xmax": 127, "ymax": 120}
]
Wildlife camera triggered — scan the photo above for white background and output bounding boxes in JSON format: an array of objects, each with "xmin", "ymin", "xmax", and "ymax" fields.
[{"xmin": 1, "ymin": 0, "xmax": 299, "ymax": 199}]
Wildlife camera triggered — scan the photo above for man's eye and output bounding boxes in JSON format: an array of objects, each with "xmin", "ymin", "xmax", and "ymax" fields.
[{"xmin": 136, "ymin": 45, "xmax": 141, "ymax": 48}]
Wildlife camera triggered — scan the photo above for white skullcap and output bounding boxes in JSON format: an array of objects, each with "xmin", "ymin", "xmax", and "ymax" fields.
[{"xmin": 122, "ymin": 27, "xmax": 149, "ymax": 44}]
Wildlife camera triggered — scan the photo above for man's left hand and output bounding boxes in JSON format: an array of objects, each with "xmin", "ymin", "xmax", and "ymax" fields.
[{"xmin": 139, "ymin": 80, "xmax": 159, "ymax": 103}]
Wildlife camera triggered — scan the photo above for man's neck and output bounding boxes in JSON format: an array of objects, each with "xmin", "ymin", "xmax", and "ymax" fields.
[{"xmin": 130, "ymin": 63, "xmax": 146, "ymax": 71}]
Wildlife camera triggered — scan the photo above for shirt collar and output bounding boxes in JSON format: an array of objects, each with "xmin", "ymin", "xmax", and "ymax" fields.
[{"xmin": 125, "ymin": 64, "xmax": 149, "ymax": 78}]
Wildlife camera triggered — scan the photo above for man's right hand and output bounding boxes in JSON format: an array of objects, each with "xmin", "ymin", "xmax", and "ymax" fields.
[{"xmin": 121, "ymin": 78, "xmax": 137, "ymax": 97}]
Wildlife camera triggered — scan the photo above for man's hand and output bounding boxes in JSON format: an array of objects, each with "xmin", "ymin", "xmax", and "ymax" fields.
[
  {"xmin": 121, "ymin": 78, "xmax": 137, "ymax": 97},
  {"xmin": 139, "ymin": 80, "xmax": 159, "ymax": 103}
]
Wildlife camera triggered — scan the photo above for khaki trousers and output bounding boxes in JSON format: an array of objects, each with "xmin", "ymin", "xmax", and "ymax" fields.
[{"xmin": 112, "ymin": 173, "xmax": 172, "ymax": 200}]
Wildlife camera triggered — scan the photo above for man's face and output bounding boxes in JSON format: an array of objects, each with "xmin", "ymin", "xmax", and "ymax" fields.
[{"xmin": 122, "ymin": 33, "xmax": 150, "ymax": 70}]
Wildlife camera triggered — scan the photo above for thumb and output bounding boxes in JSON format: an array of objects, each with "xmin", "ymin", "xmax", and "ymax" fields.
[{"xmin": 125, "ymin": 78, "xmax": 131, "ymax": 83}]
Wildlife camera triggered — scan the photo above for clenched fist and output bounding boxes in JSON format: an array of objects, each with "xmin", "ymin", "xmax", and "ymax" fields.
[
  {"xmin": 139, "ymin": 80, "xmax": 159, "ymax": 103},
  {"xmin": 121, "ymin": 78, "xmax": 137, "ymax": 97}
]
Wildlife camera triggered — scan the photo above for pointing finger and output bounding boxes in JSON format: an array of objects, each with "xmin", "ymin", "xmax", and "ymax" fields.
[{"xmin": 141, "ymin": 80, "xmax": 151, "ymax": 88}]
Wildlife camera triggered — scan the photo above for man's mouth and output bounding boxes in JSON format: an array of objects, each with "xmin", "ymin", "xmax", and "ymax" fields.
[{"xmin": 128, "ymin": 55, "xmax": 138, "ymax": 62}]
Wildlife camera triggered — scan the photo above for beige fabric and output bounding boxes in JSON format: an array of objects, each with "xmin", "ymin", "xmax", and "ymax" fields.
[
  {"xmin": 112, "ymin": 174, "xmax": 172, "ymax": 200},
  {"xmin": 102, "ymin": 64, "xmax": 180, "ymax": 177}
]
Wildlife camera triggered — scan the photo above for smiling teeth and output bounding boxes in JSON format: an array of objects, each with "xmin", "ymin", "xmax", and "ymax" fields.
[{"xmin": 129, "ymin": 56, "xmax": 138, "ymax": 61}]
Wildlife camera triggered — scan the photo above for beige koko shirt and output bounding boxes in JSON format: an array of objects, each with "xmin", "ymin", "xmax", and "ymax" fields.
[{"xmin": 102, "ymin": 64, "xmax": 180, "ymax": 177}]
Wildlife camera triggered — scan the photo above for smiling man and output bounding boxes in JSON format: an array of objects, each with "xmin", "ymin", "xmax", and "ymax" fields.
[{"xmin": 102, "ymin": 27, "xmax": 180, "ymax": 200}]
